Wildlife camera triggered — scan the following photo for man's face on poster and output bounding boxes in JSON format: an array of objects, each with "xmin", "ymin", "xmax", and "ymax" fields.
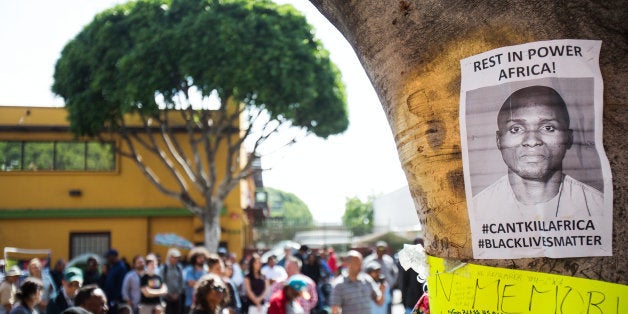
[{"xmin": 496, "ymin": 92, "xmax": 573, "ymax": 182}]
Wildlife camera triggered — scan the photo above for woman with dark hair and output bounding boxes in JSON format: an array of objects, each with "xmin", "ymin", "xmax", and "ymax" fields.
[
  {"xmin": 191, "ymin": 274, "xmax": 229, "ymax": 314},
  {"xmin": 243, "ymin": 254, "xmax": 268, "ymax": 314},
  {"xmin": 10, "ymin": 278, "xmax": 43, "ymax": 314}
]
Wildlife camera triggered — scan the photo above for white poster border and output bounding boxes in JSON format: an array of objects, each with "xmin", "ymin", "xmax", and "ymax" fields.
[{"xmin": 459, "ymin": 39, "xmax": 613, "ymax": 259}]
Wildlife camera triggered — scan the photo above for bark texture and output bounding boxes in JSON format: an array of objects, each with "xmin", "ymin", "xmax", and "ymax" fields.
[{"xmin": 310, "ymin": 0, "xmax": 627, "ymax": 283}]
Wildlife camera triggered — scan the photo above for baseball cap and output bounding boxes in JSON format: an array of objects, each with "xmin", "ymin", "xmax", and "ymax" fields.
[
  {"xmin": 64, "ymin": 267, "xmax": 84, "ymax": 285},
  {"xmin": 366, "ymin": 261, "xmax": 381, "ymax": 273},
  {"xmin": 376, "ymin": 241, "xmax": 387, "ymax": 248},
  {"xmin": 104, "ymin": 249, "xmax": 118, "ymax": 257},
  {"xmin": 287, "ymin": 275, "xmax": 310, "ymax": 300}
]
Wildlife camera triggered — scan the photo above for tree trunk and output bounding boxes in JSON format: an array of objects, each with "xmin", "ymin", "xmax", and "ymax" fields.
[
  {"xmin": 309, "ymin": 0, "xmax": 626, "ymax": 283},
  {"xmin": 203, "ymin": 201, "xmax": 222, "ymax": 252}
]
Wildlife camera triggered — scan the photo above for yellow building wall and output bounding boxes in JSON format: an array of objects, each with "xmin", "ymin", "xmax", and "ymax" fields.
[
  {"xmin": 0, "ymin": 107, "xmax": 245, "ymax": 262},
  {"xmin": 0, "ymin": 218, "xmax": 148, "ymax": 264}
]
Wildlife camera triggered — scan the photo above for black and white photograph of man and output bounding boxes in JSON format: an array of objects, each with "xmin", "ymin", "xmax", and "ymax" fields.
[{"xmin": 471, "ymin": 84, "xmax": 603, "ymax": 219}]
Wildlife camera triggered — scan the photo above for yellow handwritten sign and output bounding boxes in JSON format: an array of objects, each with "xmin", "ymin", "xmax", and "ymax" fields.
[{"xmin": 427, "ymin": 256, "xmax": 627, "ymax": 313}]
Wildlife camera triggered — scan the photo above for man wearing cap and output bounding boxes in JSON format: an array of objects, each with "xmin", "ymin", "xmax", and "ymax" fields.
[
  {"xmin": 363, "ymin": 241, "xmax": 397, "ymax": 314},
  {"xmin": 47, "ymin": 267, "xmax": 83, "ymax": 314},
  {"xmin": 268, "ymin": 275, "xmax": 309, "ymax": 314},
  {"xmin": 0, "ymin": 266, "xmax": 21, "ymax": 314},
  {"xmin": 159, "ymin": 249, "xmax": 184, "ymax": 314},
  {"xmin": 365, "ymin": 262, "xmax": 387, "ymax": 314}
]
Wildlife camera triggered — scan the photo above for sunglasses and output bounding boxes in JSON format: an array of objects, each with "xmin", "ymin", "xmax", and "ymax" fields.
[{"xmin": 212, "ymin": 286, "xmax": 226, "ymax": 294}]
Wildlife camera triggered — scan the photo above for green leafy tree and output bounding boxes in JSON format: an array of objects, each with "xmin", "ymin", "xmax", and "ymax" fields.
[
  {"xmin": 342, "ymin": 196, "xmax": 374, "ymax": 236},
  {"xmin": 265, "ymin": 187, "xmax": 313, "ymax": 226},
  {"xmin": 52, "ymin": 0, "xmax": 348, "ymax": 251}
]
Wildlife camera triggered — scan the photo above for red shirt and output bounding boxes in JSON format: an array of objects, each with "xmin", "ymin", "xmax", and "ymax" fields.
[{"xmin": 267, "ymin": 290, "xmax": 287, "ymax": 314}]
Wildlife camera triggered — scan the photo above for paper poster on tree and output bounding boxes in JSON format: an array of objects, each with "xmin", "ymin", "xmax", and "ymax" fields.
[
  {"xmin": 459, "ymin": 39, "xmax": 613, "ymax": 259},
  {"xmin": 427, "ymin": 256, "xmax": 627, "ymax": 313}
]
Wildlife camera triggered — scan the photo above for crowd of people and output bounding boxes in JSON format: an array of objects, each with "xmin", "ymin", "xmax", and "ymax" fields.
[{"xmin": 0, "ymin": 240, "xmax": 428, "ymax": 314}]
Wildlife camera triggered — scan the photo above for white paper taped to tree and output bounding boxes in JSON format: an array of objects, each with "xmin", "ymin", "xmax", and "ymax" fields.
[{"xmin": 459, "ymin": 39, "xmax": 613, "ymax": 259}]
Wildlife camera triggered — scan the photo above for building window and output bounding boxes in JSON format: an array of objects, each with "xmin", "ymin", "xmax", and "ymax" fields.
[
  {"xmin": 70, "ymin": 232, "xmax": 111, "ymax": 259},
  {"xmin": 0, "ymin": 140, "xmax": 115, "ymax": 172}
]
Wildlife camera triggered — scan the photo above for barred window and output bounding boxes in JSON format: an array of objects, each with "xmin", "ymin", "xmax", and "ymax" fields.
[{"xmin": 70, "ymin": 232, "xmax": 111, "ymax": 259}]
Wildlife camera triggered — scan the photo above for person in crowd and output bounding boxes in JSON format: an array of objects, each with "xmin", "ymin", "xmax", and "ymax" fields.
[
  {"xmin": 243, "ymin": 254, "xmax": 268, "ymax": 314},
  {"xmin": 260, "ymin": 257, "xmax": 286, "ymax": 287},
  {"xmin": 299, "ymin": 254, "xmax": 320, "ymax": 290},
  {"xmin": 267, "ymin": 276, "xmax": 309, "ymax": 314},
  {"xmin": 1, "ymin": 266, "xmax": 22, "ymax": 314},
  {"xmin": 238, "ymin": 254, "xmax": 251, "ymax": 277},
  {"xmin": 222, "ymin": 261, "xmax": 241, "ymax": 314},
  {"xmin": 160, "ymin": 249, "xmax": 184, "ymax": 314},
  {"xmin": 324, "ymin": 249, "xmax": 338, "ymax": 277},
  {"xmin": 216, "ymin": 249, "xmax": 228, "ymax": 261},
  {"xmin": 294, "ymin": 247, "xmax": 308, "ymax": 264},
  {"xmin": 184, "ymin": 250, "xmax": 208, "ymax": 314},
  {"xmin": 363, "ymin": 241, "xmax": 398, "ymax": 314},
  {"xmin": 300, "ymin": 253, "xmax": 331, "ymax": 310},
  {"xmin": 365, "ymin": 262, "xmax": 387, "ymax": 314},
  {"xmin": 10, "ymin": 278, "xmax": 43, "ymax": 314},
  {"xmin": 138, "ymin": 255, "xmax": 167, "ymax": 314},
  {"xmin": 398, "ymin": 238, "xmax": 427, "ymax": 314},
  {"xmin": 116, "ymin": 304, "xmax": 133, "ymax": 314},
  {"xmin": 27, "ymin": 259, "xmax": 56, "ymax": 313},
  {"xmin": 82, "ymin": 258, "xmax": 101, "ymax": 287},
  {"xmin": 226, "ymin": 254, "xmax": 243, "ymax": 291},
  {"xmin": 269, "ymin": 257, "xmax": 316, "ymax": 314},
  {"xmin": 329, "ymin": 251, "xmax": 384, "ymax": 314},
  {"xmin": 46, "ymin": 267, "xmax": 83, "ymax": 314},
  {"xmin": 206, "ymin": 255, "xmax": 223, "ymax": 277},
  {"xmin": 122, "ymin": 255, "xmax": 145, "ymax": 314},
  {"xmin": 49, "ymin": 260, "xmax": 66, "ymax": 292},
  {"xmin": 191, "ymin": 274, "xmax": 229, "ymax": 314},
  {"xmin": 62, "ymin": 284, "xmax": 109, "ymax": 314},
  {"xmin": 103, "ymin": 250, "xmax": 128, "ymax": 311},
  {"xmin": 275, "ymin": 246, "xmax": 293, "ymax": 269}
]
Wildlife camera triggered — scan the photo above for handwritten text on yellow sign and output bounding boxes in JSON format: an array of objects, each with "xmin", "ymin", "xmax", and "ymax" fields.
[{"xmin": 427, "ymin": 256, "xmax": 627, "ymax": 313}]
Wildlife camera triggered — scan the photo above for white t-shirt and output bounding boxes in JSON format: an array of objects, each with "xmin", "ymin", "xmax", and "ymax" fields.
[
  {"xmin": 473, "ymin": 174, "xmax": 603, "ymax": 219},
  {"xmin": 260, "ymin": 265, "xmax": 287, "ymax": 283}
]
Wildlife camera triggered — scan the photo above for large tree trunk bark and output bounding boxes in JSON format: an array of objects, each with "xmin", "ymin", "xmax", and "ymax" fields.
[{"xmin": 310, "ymin": 0, "xmax": 626, "ymax": 283}]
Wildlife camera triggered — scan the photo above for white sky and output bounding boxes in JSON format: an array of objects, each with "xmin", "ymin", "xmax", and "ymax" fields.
[{"xmin": 0, "ymin": 0, "xmax": 408, "ymax": 224}]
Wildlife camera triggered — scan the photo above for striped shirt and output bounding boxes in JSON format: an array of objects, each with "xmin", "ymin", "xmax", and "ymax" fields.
[{"xmin": 329, "ymin": 273, "xmax": 380, "ymax": 314}]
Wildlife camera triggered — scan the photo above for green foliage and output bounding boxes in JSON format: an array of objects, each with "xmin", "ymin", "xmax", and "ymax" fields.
[
  {"xmin": 52, "ymin": 0, "xmax": 348, "ymax": 138},
  {"xmin": 0, "ymin": 141, "xmax": 23, "ymax": 170},
  {"xmin": 0, "ymin": 141, "xmax": 116, "ymax": 171},
  {"xmin": 342, "ymin": 196, "xmax": 374, "ymax": 236},
  {"xmin": 265, "ymin": 187, "xmax": 313, "ymax": 226}
]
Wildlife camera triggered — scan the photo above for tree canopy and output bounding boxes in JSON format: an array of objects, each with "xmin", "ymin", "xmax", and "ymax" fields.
[
  {"xmin": 342, "ymin": 196, "xmax": 374, "ymax": 236},
  {"xmin": 51, "ymin": 0, "xmax": 348, "ymax": 250},
  {"xmin": 265, "ymin": 187, "xmax": 313, "ymax": 226},
  {"xmin": 53, "ymin": 0, "xmax": 348, "ymax": 138}
]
